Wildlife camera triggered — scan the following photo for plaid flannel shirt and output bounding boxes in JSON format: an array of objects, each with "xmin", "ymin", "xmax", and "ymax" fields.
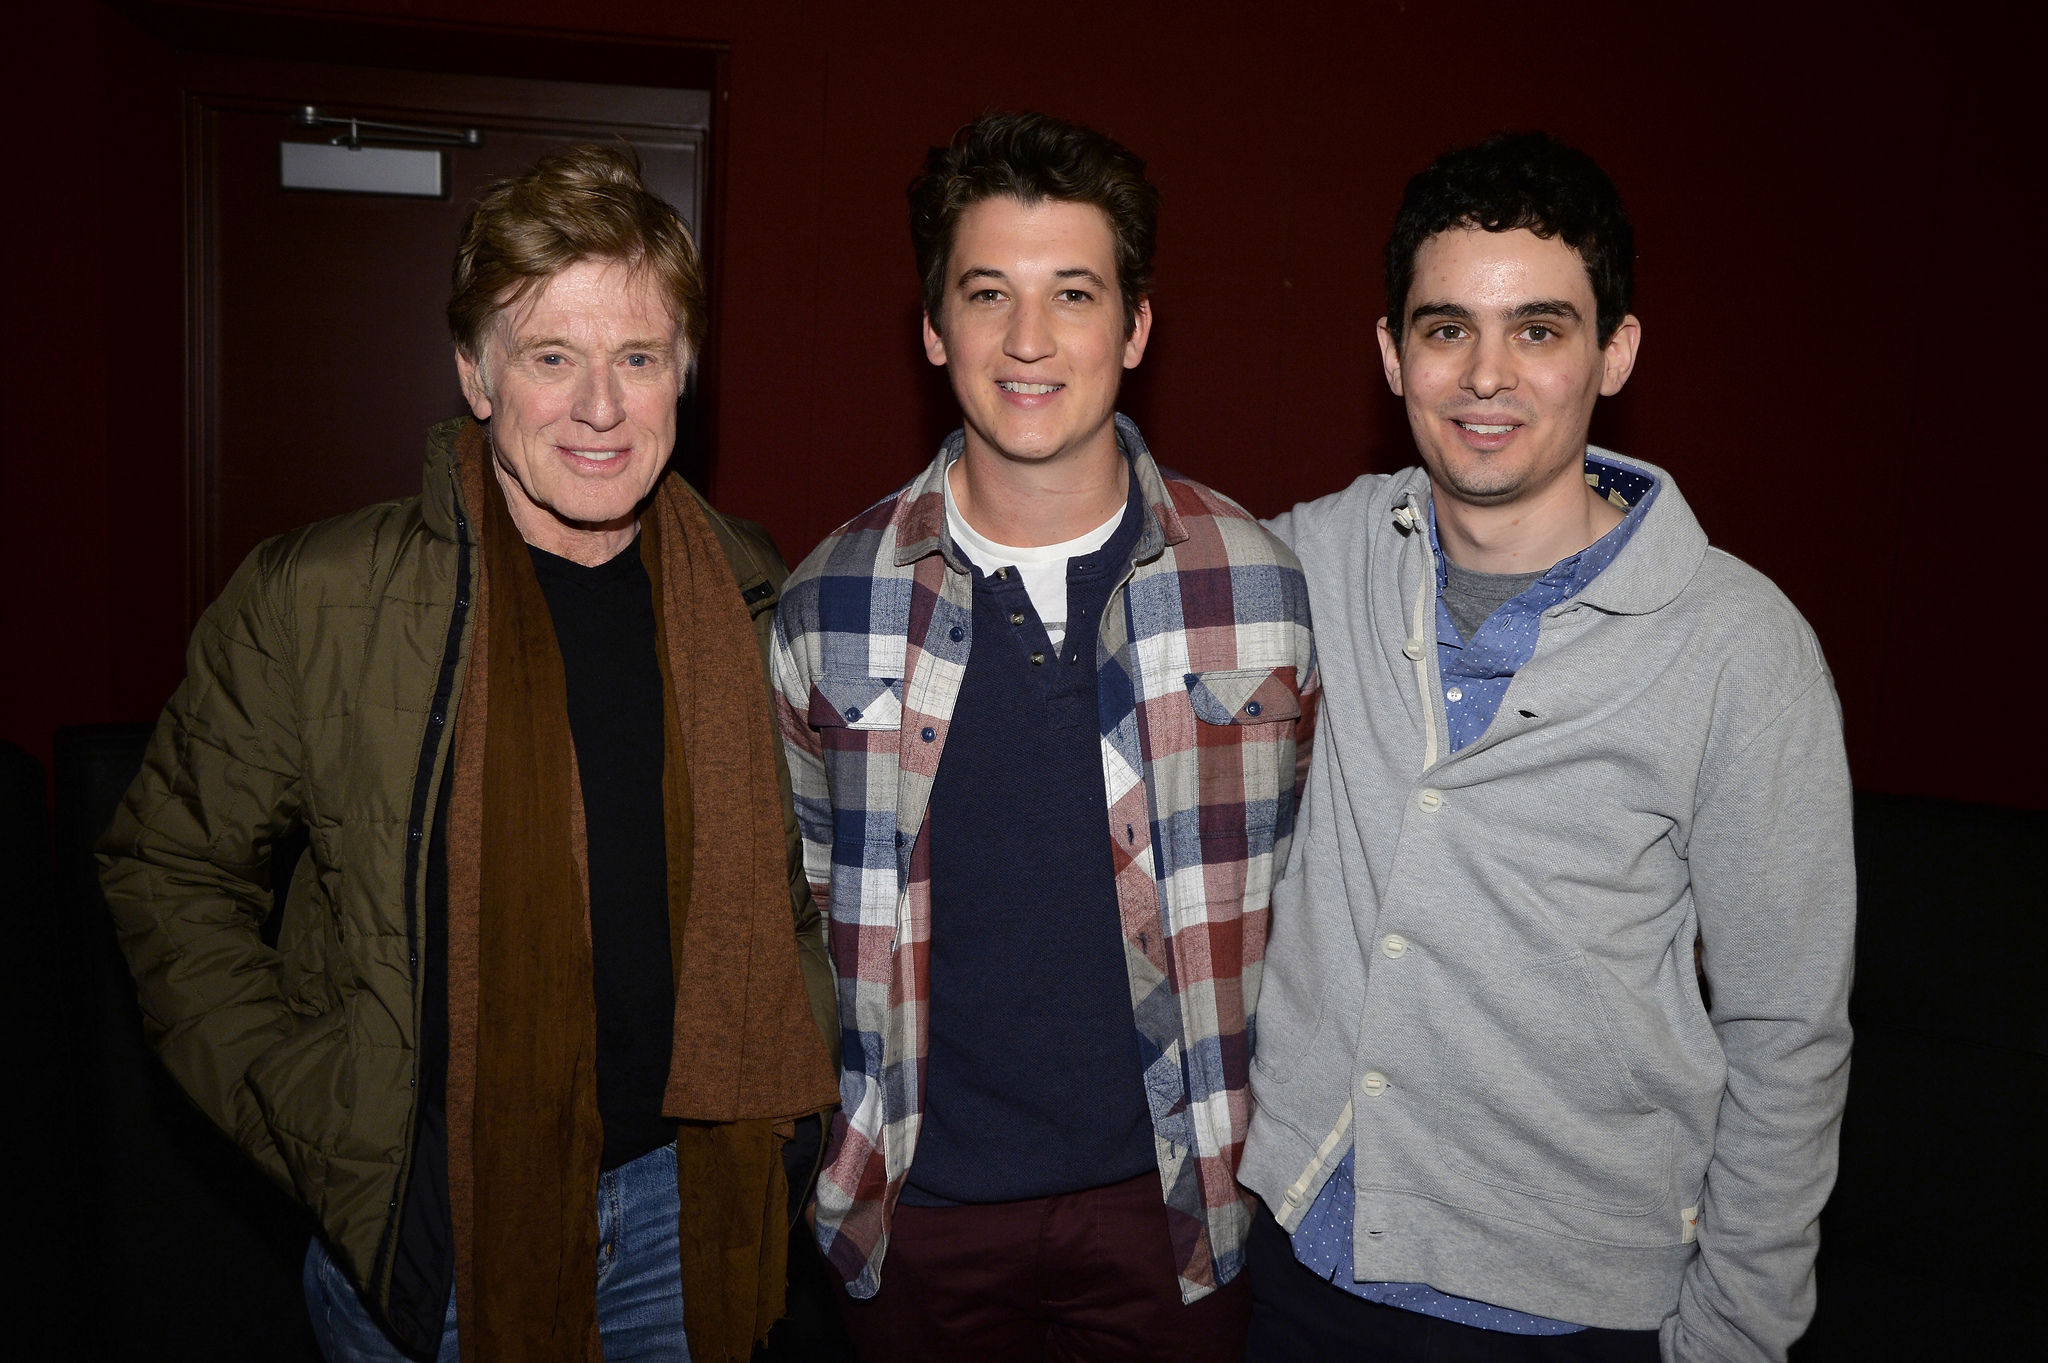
[{"xmin": 772, "ymin": 416, "xmax": 1319, "ymax": 1303}]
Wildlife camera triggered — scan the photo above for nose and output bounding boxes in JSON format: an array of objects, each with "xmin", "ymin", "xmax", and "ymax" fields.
[
  {"xmin": 1004, "ymin": 294, "xmax": 1056, "ymax": 365},
  {"xmin": 1461, "ymin": 329, "xmax": 1516, "ymax": 401},
  {"xmin": 570, "ymin": 359, "xmax": 627, "ymax": 431}
]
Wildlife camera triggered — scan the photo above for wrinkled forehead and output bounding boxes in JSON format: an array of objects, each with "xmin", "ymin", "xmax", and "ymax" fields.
[{"xmin": 487, "ymin": 256, "xmax": 682, "ymax": 350}]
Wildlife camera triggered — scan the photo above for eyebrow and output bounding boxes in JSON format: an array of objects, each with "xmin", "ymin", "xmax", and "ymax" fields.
[
  {"xmin": 1509, "ymin": 299, "xmax": 1582, "ymax": 322},
  {"xmin": 1409, "ymin": 301, "xmax": 1476, "ymax": 327}
]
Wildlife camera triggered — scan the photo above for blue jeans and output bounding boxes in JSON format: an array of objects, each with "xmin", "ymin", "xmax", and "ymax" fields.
[{"xmin": 305, "ymin": 1141, "xmax": 690, "ymax": 1361}]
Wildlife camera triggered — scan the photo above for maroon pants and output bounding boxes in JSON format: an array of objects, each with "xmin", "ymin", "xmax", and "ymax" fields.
[{"xmin": 833, "ymin": 1172, "xmax": 1251, "ymax": 1363}]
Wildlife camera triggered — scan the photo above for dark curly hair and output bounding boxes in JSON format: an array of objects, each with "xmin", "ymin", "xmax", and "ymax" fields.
[
  {"xmin": 909, "ymin": 111, "xmax": 1159, "ymax": 337},
  {"xmin": 1384, "ymin": 132, "xmax": 1634, "ymax": 350}
]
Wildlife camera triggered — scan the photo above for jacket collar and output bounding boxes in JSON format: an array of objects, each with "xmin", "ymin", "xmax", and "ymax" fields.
[
  {"xmin": 1391, "ymin": 446, "xmax": 1708, "ymax": 617},
  {"xmin": 891, "ymin": 412, "xmax": 1188, "ymax": 569},
  {"xmin": 1566, "ymin": 447, "xmax": 1708, "ymax": 616},
  {"xmin": 420, "ymin": 416, "xmax": 472, "ymax": 543}
]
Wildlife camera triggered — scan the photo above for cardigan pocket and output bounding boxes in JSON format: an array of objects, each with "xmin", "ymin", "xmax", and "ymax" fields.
[{"xmin": 1433, "ymin": 951, "xmax": 1674, "ymax": 1221}]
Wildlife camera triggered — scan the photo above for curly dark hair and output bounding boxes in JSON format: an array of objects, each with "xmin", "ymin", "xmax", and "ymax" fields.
[
  {"xmin": 1384, "ymin": 132, "xmax": 1634, "ymax": 349},
  {"xmin": 908, "ymin": 111, "xmax": 1159, "ymax": 336}
]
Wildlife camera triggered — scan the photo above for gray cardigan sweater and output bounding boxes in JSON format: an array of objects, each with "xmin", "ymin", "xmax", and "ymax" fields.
[{"xmin": 1245, "ymin": 451, "xmax": 1854, "ymax": 1363}]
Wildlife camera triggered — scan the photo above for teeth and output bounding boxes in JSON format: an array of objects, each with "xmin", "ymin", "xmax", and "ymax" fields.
[
  {"xmin": 570, "ymin": 449, "xmax": 622, "ymax": 460},
  {"xmin": 999, "ymin": 382, "xmax": 1061, "ymax": 395},
  {"xmin": 1457, "ymin": 422, "xmax": 1515, "ymax": 434}
]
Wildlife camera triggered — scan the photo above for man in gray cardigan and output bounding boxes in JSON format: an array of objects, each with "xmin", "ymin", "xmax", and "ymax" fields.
[{"xmin": 1240, "ymin": 133, "xmax": 1854, "ymax": 1363}]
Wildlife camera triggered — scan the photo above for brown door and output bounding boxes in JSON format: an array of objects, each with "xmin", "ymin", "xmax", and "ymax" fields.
[{"xmin": 183, "ymin": 53, "xmax": 711, "ymax": 612}]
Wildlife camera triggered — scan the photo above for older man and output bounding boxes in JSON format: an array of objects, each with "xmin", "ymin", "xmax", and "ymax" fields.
[{"xmin": 98, "ymin": 145, "xmax": 837, "ymax": 1363}]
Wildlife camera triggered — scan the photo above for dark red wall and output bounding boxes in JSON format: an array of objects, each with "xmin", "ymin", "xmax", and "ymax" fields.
[{"xmin": 5, "ymin": 0, "xmax": 2037, "ymax": 809}]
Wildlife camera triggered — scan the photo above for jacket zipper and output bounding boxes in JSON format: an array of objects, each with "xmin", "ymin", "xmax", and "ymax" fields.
[{"xmin": 368, "ymin": 504, "xmax": 473, "ymax": 1313}]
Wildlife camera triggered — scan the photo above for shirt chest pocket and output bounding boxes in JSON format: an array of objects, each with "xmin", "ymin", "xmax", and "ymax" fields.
[
  {"xmin": 807, "ymin": 674, "xmax": 904, "ymax": 733},
  {"xmin": 1183, "ymin": 665, "xmax": 1303, "ymax": 846},
  {"xmin": 1185, "ymin": 666, "xmax": 1302, "ymax": 726}
]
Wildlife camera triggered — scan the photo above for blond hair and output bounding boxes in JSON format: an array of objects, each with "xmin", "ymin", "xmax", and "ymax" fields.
[{"xmin": 448, "ymin": 143, "xmax": 706, "ymax": 370}]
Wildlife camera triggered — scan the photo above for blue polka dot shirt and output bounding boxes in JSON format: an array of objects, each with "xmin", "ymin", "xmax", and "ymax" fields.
[{"xmin": 1286, "ymin": 454, "xmax": 1660, "ymax": 1335}]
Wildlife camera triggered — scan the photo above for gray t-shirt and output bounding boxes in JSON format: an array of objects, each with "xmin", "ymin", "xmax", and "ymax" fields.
[{"xmin": 1441, "ymin": 557, "xmax": 1544, "ymax": 642}]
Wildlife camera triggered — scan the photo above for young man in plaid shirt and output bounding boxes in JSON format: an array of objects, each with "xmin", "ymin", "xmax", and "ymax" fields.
[{"xmin": 771, "ymin": 112, "xmax": 1318, "ymax": 1360}]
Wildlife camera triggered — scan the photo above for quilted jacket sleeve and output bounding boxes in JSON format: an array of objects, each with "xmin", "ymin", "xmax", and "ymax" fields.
[{"xmin": 96, "ymin": 539, "xmax": 306, "ymax": 1190}]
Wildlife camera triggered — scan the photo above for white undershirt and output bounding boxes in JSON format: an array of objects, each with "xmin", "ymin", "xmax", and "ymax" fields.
[{"xmin": 943, "ymin": 462, "xmax": 1125, "ymax": 650}]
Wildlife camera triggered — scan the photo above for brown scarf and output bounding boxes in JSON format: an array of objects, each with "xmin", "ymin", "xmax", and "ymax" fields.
[{"xmin": 443, "ymin": 423, "xmax": 837, "ymax": 1362}]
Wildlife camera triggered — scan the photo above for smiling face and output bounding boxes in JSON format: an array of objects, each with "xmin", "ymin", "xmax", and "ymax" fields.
[
  {"xmin": 923, "ymin": 196, "xmax": 1151, "ymax": 470},
  {"xmin": 456, "ymin": 257, "xmax": 684, "ymax": 561},
  {"xmin": 1378, "ymin": 226, "xmax": 1638, "ymax": 510}
]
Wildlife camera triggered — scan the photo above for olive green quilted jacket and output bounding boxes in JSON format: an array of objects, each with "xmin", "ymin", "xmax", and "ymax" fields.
[{"xmin": 97, "ymin": 418, "xmax": 836, "ymax": 1319}]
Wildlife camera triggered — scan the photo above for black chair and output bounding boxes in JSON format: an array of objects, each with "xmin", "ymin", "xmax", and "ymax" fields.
[
  {"xmin": 1791, "ymin": 793, "xmax": 2046, "ymax": 1358},
  {"xmin": 53, "ymin": 722, "xmax": 320, "ymax": 1363},
  {"xmin": 3, "ymin": 739, "xmax": 71, "ymax": 1361}
]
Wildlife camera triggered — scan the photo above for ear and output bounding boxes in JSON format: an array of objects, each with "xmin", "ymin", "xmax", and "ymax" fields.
[
  {"xmin": 1121, "ymin": 296, "xmax": 1154, "ymax": 369},
  {"xmin": 456, "ymin": 348, "xmax": 493, "ymax": 420},
  {"xmin": 1375, "ymin": 317, "xmax": 1405, "ymax": 397},
  {"xmin": 1599, "ymin": 315, "xmax": 1642, "ymax": 397},
  {"xmin": 922, "ymin": 311, "xmax": 948, "ymax": 367}
]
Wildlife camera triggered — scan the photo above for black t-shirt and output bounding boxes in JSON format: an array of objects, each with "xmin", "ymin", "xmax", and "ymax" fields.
[
  {"xmin": 528, "ymin": 532, "xmax": 679, "ymax": 1173},
  {"xmin": 386, "ymin": 530, "xmax": 679, "ymax": 1355}
]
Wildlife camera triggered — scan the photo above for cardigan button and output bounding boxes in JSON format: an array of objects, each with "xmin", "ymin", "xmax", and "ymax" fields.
[{"xmin": 1403, "ymin": 639, "xmax": 1425, "ymax": 661}]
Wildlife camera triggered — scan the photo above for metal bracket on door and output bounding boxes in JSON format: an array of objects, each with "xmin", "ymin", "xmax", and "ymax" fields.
[{"xmin": 294, "ymin": 105, "xmax": 483, "ymax": 150}]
